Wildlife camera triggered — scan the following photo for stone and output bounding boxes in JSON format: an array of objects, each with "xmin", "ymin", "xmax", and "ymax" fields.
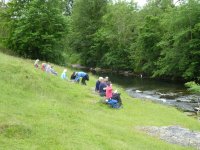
[{"xmin": 138, "ymin": 125, "xmax": 200, "ymax": 149}]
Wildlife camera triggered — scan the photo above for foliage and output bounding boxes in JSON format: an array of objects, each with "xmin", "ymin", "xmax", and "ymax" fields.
[
  {"xmin": 185, "ymin": 81, "xmax": 200, "ymax": 94},
  {"xmin": 153, "ymin": 0, "xmax": 200, "ymax": 80},
  {"xmin": 0, "ymin": 2, "xmax": 8, "ymax": 45},
  {"xmin": 3, "ymin": 0, "xmax": 67, "ymax": 64},
  {"xmin": 1, "ymin": 0, "xmax": 200, "ymax": 80},
  {"xmin": 69, "ymin": 0, "xmax": 107, "ymax": 66},
  {"xmin": 99, "ymin": 2, "xmax": 137, "ymax": 70},
  {"xmin": 132, "ymin": 15, "xmax": 162, "ymax": 75}
]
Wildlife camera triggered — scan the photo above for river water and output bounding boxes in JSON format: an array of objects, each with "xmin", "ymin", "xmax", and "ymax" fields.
[{"xmin": 94, "ymin": 72, "xmax": 200, "ymax": 113}]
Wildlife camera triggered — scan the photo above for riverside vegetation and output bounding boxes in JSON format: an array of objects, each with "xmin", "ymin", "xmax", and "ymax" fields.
[
  {"xmin": 0, "ymin": 52, "xmax": 200, "ymax": 150},
  {"xmin": 1, "ymin": 0, "xmax": 200, "ymax": 81}
]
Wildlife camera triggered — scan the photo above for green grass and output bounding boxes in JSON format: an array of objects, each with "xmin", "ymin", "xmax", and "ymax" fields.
[{"xmin": 0, "ymin": 52, "xmax": 200, "ymax": 150}]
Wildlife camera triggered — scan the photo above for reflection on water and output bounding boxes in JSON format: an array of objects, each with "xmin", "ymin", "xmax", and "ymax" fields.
[
  {"xmin": 93, "ymin": 72, "xmax": 200, "ymax": 113},
  {"xmin": 94, "ymin": 72, "xmax": 185, "ymax": 91}
]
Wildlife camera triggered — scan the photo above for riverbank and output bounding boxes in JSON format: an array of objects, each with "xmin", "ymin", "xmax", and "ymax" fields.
[
  {"xmin": 0, "ymin": 52, "xmax": 200, "ymax": 150},
  {"xmin": 71, "ymin": 64, "xmax": 188, "ymax": 83}
]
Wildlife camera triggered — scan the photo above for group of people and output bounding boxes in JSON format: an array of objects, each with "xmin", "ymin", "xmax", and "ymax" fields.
[
  {"xmin": 34, "ymin": 59, "xmax": 58, "ymax": 75},
  {"xmin": 34, "ymin": 59, "xmax": 122, "ymax": 108},
  {"xmin": 95, "ymin": 77, "xmax": 122, "ymax": 109},
  {"xmin": 34, "ymin": 59, "xmax": 89, "ymax": 85},
  {"xmin": 61, "ymin": 70, "xmax": 89, "ymax": 85}
]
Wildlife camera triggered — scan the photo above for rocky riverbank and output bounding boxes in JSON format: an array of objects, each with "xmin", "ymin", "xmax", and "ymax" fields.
[
  {"xmin": 138, "ymin": 126, "xmax": 200, "ymax": 149},
  {"xmin": 126, "ymin": 88, "xmax": 200, "ymax": 113}
]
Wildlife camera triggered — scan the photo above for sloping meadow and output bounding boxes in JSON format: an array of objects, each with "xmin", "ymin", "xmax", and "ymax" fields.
[{"xmin": 0, "ymin": 52, "xmax": 199, "ymax": 150}]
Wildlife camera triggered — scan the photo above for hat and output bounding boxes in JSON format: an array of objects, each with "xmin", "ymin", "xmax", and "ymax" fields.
[{"xmin": 63, "ymin": 69, "xmax": 67, "ymax": 73}]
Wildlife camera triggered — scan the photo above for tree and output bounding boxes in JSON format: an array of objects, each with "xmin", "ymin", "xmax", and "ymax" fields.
[
  {"xmin": 4, "ymin": 0, "xmax": 67, "ymax": 64},
  {"xmin": 98, "ymin": 2, "xmax": 137, "ymax": 70},
  {"xmin": 70, "ymin": 0, "xmax": 107, "ymax": 66},
  {"xmin": 130, "ymin": 0, "xmax": 165, "ymax": 76},
  {"xmin": 0, "ymin": 1, "xmax": 8, "ymax": 45},
  {"xmin": 153, "ymin": 0, "xmax": 200, "ymax": 80}
]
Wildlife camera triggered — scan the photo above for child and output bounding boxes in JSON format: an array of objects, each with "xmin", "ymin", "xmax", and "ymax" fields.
[
  {"xmin": 34, "ymin": 59, "xmax": 39, "ymax": 68},
  {"xmin": 61, "ymin": 69, "xmax": 68, "ymax": 80}
]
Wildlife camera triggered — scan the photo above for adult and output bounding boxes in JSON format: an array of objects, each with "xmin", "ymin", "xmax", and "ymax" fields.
[
  {"xmin": 50, "ymin": 66, "xmax": 58, "ymax": 76},
  {"xmin": 99, "ymin": 78, "xmax": 107, "ymax": 97},
  {"xmin": 75, "ymin": 72, "xmax": 89, "ymax": 85},
  {"xmin": 45, "ymin": 64, "xmax": 51, "ymax": 73},
  {"xmin": 104, "ymin": 76, "xmax": 110, "ymax": 85},
  {"xmin": 70, "ymin": 72, "xmax": 76, "ymax": 81},
  {"xmin": 95, "ymin": 77, "xmax": 103, "ymax": 92},
  {"xmin": 106, "ymin": 92, "xmax": 122, "ymax": 108},
  {"xmin": 105, "ymin": 82, "xmax": 113, "ymax": 99}
]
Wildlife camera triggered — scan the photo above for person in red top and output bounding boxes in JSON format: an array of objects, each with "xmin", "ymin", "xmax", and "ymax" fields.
[
  {"xmin": 106, "ymin": 82, "xmax": 113, "ymax": 99},
  {"xmin": 41, "ymin": 63, "xmax": 46, "ymax": 71}
]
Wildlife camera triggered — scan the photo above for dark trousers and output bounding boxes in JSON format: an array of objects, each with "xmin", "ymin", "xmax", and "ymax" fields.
[{"xmin": 81, "ymin": 74, "xmax": 89, "ymax": 85}]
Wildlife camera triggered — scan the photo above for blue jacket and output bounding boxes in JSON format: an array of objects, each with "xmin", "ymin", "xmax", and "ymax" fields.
[
  {"xmin": 61, "ymin": 72, "xmax": 67, "ymax": 80},
  {"xmin": 99, "ymin": 82, "xmax": 107, "ymax": 94},
  {"xmin": 95, "ymin": 80, "xmax": 100, "ymax": 91},
  {"xmin": 75, "ymin": 72, "xmax": 87, "ymax": 81}
]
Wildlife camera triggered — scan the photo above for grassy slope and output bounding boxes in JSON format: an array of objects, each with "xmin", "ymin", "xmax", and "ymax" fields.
[{"xmin": 0, "ymin": 52, "xmax": 199, "ymax": 150}]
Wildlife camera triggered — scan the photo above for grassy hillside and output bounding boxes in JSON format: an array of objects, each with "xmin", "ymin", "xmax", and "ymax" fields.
[{"xmin": 0, "ymin": 52, "xmax": 199, "ymax": 150}]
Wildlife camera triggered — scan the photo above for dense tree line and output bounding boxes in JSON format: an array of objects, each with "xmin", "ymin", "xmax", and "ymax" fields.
[
  {"xmin": 0, "ymin": 0, "xmax": 68, "ymax": 63},
  {"xmin": 0, "ymin": 0, "xmax": 199, "ymax": 81}
]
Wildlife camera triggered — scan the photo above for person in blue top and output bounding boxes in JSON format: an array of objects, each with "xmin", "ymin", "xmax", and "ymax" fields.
[
  {"xmin": 95, "ymin": 77, "xmax": 103, "ymax": 92},
  {"xmin": 75, "ymin": 71, "xmax": 89, "ymax": 85},
  {"xmin": 99, "ymin": 78, "xmax": 107, "ymax": 96},
  {"xmin": 61, "ymin": 69, "xmax": 68, "ymax": 80}
]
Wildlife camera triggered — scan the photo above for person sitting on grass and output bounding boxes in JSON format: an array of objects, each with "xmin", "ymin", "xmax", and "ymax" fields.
[
  {"xmin": 45, "ymin": 64, "xmax": 57, "ymax": 75},
  {"xmin": 104, "ymin": 76, "xmax": 110, "ymax": 85},
  {"xmin": 34, "ymin": 59, "xmax": 39, "ymax": 68},
  {"xmin": 99, "ymin": 78, "xmax": 107, "ymax": 97},
  {"xmin": 61, "ymin": 69, "xmax": 68, "ymax": 80},
  {"xmin": 41, "ymin": 63, "xmax": 46, "ymax": 71},
  {"xmin": 75, "ymin": 72, "xmax": 89, "ymax": 85},
  {"xmin": 95, "ymin": 77, "xmax": 103, "ymax": 92},
  {"xmin": 45, "ymin": 64, "xmax": 52, "ymax": 73},
  {"xmin": 105, "ymin": 90, "xmax": 122, "ymax": 109},
  {"xmin": 50, "ymin": 66, "xmax": 58, "ymax": 76},
  {"xmin": 105, "ymin": 82, "xmax": 113, "ymax": 100}
]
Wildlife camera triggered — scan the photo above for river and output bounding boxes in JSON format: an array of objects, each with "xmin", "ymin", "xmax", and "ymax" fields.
[{"xmin": 93, "ymin": 72, "xmax": 200, "ymax": 113}]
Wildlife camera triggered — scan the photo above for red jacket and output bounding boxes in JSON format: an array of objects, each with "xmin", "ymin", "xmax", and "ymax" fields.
[{"xmin": 106, "ymin": 86, "xmax": 113, "ymax": 99}]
